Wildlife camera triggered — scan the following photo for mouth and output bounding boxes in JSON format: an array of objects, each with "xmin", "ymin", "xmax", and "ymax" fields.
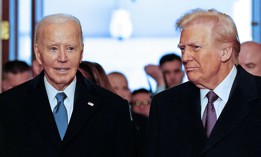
[
  {"xmin": 185, "ymin": 67, "xmax": 198, "ymax": 72},
  {"xmin": 54, "ymin": 68, "xmax": 70, "ymax": 72}
]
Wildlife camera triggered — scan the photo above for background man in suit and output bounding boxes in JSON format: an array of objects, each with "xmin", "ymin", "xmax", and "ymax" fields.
[
  {"xmin": 0, "ymin": 14, "xmax": 132, "ymax": 157},
  {"xmin": 145, "ymin": 8, "xmax": 261, "ymax": 157}
]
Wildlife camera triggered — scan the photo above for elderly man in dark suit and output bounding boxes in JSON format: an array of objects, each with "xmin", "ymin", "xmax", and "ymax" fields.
[
  {"xmin": 0, "ymin": 14, "xmax": 132, "ymax": 157},
  {"xmin": 145, "ymin": 8, "xmax": 261, "ymax": 157}
]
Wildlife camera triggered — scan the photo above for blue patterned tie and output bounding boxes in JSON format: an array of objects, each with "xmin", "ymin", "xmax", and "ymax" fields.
[
  {"xmin": 53, "ymin": 92, "xmax": 68, "ymax": 140},
  {"xmin": 202, "ymin": 91, "xmax": 219, "ymax": 137}
]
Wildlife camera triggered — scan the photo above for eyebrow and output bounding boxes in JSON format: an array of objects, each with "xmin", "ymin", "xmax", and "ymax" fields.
[
  {"xmin": 178, "ymin": 41, "xmax": 204, "ymax": 47},
  {"xmin": 177, "ymin": 44, "xmax": 184, "ymax": 48},
  {"xmin": 178, "ymin": 42, "xmax": 197, "ymax": 47}
]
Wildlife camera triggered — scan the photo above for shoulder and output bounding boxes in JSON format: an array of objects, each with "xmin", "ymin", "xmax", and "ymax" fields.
[
  {"xmin": 153, "ymin": 81, "xmax": 195, "ymax": 101},
  {"xmin": 150, "ymin": 81, "xmax": 197, "ymax": 112},
  {"xmin": 0, "ymin": 78, "xmax": 34, "ymax": 100},
  {"xmin": 237, "ymin": 66, "xmax": 261, "ymax": 91},
  {"xmin": 0, "ymin": 78, "xmax": 36, "ymax": 114},
  {"xmin": 94, "ymin": 83, "xmax": 127, "ymax": 105},
  {"xmin": 0, "ymin": 70, "xmax": 45, "ymax": 99},
  {"xmin": 77, "ymin": 72, "xmax": 129, "ymax": 110}
]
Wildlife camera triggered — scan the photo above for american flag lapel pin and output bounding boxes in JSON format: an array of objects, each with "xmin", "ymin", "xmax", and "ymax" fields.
[{"xmin": 87, "ymin": 102, "xmax": 94, "ymax": 107}]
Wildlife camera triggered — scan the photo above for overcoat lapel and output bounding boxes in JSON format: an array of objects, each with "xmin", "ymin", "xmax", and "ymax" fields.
[
  {"xmin": 24, "ymin": 71, "xmax": 99, "ymax": 148},
  {"xmin": 62, "ymin": 72, "xmax": 98, "ymax": 145},
  {"xmin": 202, "ymin": 66, "xmax": 259, "ymax": 153},
  {"xmin": 25, "ymin": 72, "xmax": 61, "ymax": 148},
  {"xmin": 175, "ymin": 83, "xmax": 207, "ymax": 151}
]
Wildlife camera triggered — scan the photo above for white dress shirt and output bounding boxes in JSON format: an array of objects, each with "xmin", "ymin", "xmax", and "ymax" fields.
[
  {"xmin": 200, "ymin": 66, "xmax": 237, "ymax": 119},
  {"xmin": 44, "ymin": 76, "xmax": 76, "ymax": 123}
]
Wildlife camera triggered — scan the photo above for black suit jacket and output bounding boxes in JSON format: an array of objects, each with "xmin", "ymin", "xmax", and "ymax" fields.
[
  {"xmin": 145, "ymin": 66, "xmax": 261, "ymax": 157},
  {"xmin": 0, "ymin": 71, "xmax": 133, "ymax": 157}
]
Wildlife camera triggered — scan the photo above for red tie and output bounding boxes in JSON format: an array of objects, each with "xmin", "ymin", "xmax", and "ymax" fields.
[{"xmin": 202, "ymin": 91, "xmax": 219, "ymax": 137}]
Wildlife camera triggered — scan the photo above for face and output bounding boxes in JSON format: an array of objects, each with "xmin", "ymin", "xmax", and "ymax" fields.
[
  {"xmin": 108, "ymin": 74, "xmax": 131, "ymax": 102},
  {"xmin": 34, "ymin": 21, "xmax": 83, "ymax": 90},
  {"xmin": 238, "ymin": 44, "xmax": 261, "ymax": 76},
  {"xmin": 161, "ymin": 60, "xmax": 184, "ymax": 88},
  {"xmin": 178, "ymin": 24, "xmax": 226, "ymax": 89},
  {"xmin": 131, "ymin": 92, "xmax": 151, "ymax": 117}
]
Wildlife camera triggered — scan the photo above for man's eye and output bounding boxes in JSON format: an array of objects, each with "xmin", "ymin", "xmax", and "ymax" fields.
[
  {"xmin": 163, "ymin": 71, "xmax": 171, "ymax": 75},
  {"xmin": 179, "ymin": 46, "xmax": 185, "ymax": 51},
  {"xmin": 192, "ymin": 45, "xmax": 201, "ymax": 51},
  {"xmin": 178, "ymin": 46, "xmax": 185, "ymax": 53},
  {"xmin": 67, "ymin": 47, "xmax": 74, "ymax": 51},
  {"xmin": 174, "ymin": 69, "xmax": 181, "ymax": 73},
  {"xmin": 50, "ymin": 47, "xmax": 57, "ymax": 51}
]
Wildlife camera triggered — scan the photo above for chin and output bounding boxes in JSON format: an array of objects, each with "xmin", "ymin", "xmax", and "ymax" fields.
[
  {"xmin": 54, "ymin": 77, "xmax": 73, "ymax": 84},
  {"xmin": 187, "ymin": 76, "xmax": 197, "ymax": 83}
]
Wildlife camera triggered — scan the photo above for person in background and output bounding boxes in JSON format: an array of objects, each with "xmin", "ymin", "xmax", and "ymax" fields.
[
  {"xmin": 93, "ymin": 62, "xmax": 115, "ymax": 91},
  {"xmin": 107, "ymin": 71, "xmax": 146, "ymax": 157},
  {"xmin": 131, "ymin": 88, "xmax": 152, "ymax": 157},
  {"xmin": 32, "ymin": 59, "xmax": 43, "ymax": 77},
  {"xmin": 0, "ymin": 13, "xmax": 132, "ymax": 157},
  {"xmin": 238, "ymin": 41, "xmax": 261, "ymax": 76},
  {"xmin": 145, "ymin": 8, "xmax": 261, "ymax": 157},
  {"xmin": 108, "ymin": 71, "xmax": 131, "ymax": 103},
  {"xmin": 131, "ymin": 88, "xmax": 151, "ymax": 118},
  {"xmin": 79, "ymin": 61, "xmax": 114, "ymax": 92},
  {"xmin": 2, "ymin": 60, "xmax": 32, "ymax": 92},
  {"xmin": 145, "ymin": 53, "xmax": 184, "ymax": 93}
]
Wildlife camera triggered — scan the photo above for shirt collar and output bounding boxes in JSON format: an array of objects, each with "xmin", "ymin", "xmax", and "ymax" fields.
[
  {"xmin": 201, "ymin": 65, "xmax": 237, "ymax": 101},
  {"xmin": 44, "ymin": 76, "xmax": 77, "ymax": 107}
]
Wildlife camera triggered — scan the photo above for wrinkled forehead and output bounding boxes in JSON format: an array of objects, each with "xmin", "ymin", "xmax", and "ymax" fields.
[
  {"xmin": 38, "ymin": 22, "xmax": 82, "ymax": 47},
  {"xmin": 180, "ymin": 23, "xmax": 214, "ymax": 44},
  {"xmin": 35, "ymin": 15, "xmax": 83, "ymax": 44}
]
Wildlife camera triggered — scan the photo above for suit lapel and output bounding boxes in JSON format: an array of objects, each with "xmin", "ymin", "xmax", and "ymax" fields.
[
  {"xmin": 25, "ymin": 72, "xmax": 61, "ymax": 148},
  {"xmin": 24, "ymin": 71, "xmax": 101, "ymax": 147},
  {"xmin": 62, "ymin": 73, "xmax": 98, "ymax": 145},
  {"xmin": 203, "ymin": 66, "xmax": 259, "ymax": 153},
  {"xmin": 175, "ymin": 83, "xmax": 207, "ymax": 151}
]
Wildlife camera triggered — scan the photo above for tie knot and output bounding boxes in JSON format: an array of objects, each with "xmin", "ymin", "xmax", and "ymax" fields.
[
  {"xmin": 206, "ymin": 91, "xmax": 218, "ymax": 104},
  {"xmin": 55, "ymin": 92, "xmax": 67, "ymax": 103}
]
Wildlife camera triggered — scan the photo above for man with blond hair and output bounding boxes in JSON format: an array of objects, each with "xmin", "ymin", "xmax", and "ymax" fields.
[{"xmin": 146, "ymin": 8, "xmax": 261, "ymax": 157}]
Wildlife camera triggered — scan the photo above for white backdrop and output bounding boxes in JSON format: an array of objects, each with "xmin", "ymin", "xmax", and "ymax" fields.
[{"xmin": 82, "ymin": 37, "xmax": 186, "ymax": 92}]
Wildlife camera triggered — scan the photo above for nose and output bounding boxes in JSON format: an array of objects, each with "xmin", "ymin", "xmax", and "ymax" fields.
[
  {"xmin": 181, "ymin": 49, "xmax": 192, "ymax": 64},
  {"xmin": 58, "ymin": 49, "xmax": 68, "ymax": 62}
]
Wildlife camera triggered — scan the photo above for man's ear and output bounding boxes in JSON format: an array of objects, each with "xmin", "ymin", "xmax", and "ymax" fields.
[
  {"xmin": 221, "ymin": 47, "xmax": 233, "ymax": 62},
  {"xmin": 34, "ymin": 44, "xmax": 42, "ymax": 65}
]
